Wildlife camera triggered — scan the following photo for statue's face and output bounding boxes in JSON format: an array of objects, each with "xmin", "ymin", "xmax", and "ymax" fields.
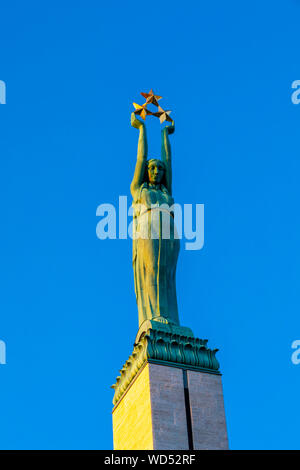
[{"xmin": 148, "ymin": 161, "xmax": 164, "ymax": 184}]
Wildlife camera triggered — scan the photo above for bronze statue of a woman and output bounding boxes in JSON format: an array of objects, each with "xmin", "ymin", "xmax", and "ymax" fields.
[{"xmin": 131, "ymin": 112, "xmax": 180, "ymax": 328}]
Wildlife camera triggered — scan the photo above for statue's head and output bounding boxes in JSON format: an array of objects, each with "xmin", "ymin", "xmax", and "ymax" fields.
[{"xmin": 146, "ymin": 159, "xmax": 166, "ymax": 185}]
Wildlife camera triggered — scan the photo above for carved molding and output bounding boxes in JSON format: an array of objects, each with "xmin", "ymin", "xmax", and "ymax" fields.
[{"xmin": 112, "ymin": 324, "xmax": 220, "ymax": 406}]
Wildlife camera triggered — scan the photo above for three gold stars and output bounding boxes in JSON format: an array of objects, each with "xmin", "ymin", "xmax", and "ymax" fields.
[{"xmin": 132, "ymin": 89, "xmax": 172, "ymax": 122}]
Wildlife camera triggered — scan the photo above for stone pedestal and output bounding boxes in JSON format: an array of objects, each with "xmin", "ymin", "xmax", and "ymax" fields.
[
  {"xmin": 112, "ymin": 321, "xmax": 229, "ymax": 450},
  {"xmin": 186, "ymin": 369, "xmax": 228, "ymax": 449}
]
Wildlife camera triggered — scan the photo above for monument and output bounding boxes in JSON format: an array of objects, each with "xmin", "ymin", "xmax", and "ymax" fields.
[{"xmin": 111, "ymin": 90, "xmax": 229, "ymax": 450}]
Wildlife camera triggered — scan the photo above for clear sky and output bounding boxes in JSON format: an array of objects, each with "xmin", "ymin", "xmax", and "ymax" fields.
[{"xmin": 0, "ymin": 0, "xmax": 300, "ymax": 450}]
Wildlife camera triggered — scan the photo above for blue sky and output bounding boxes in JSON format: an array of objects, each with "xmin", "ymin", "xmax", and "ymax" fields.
[{"xmin": 0, "ymin": 0, "xmax": 300, "ymax": 450}]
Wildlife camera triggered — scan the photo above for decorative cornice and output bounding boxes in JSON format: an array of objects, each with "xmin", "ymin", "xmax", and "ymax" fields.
[{"xmin": 112, "ymin": 321, "xmax": 220, "ymax": 406}]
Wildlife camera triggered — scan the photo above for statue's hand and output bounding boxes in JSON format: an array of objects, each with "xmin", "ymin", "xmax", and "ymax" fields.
[
  {"xmin": 131, "ymin": 112, "xmax": 144, "ymax": 130},
  {"xmin": 164, "ymin": 121, "xmax": 175, "ymax": 135}
]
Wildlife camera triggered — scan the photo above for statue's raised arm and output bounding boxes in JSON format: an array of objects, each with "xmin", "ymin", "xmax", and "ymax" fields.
[
  {"xmin": 130, "ymin": 112, "xmax": 148, "ymax": 200},
  {"xmin": 161, "ymin": 122, "xmax": 175, "ymax": 195}
]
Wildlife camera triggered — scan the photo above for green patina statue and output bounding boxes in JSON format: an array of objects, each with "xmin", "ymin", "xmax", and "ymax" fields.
[
  {"xmin": 111, "ymin": 95, "xmax": 220, "ymax": 405},
  {"xmin": 131, "ymin": 112, "xmax": 180, "ymax": 328}
]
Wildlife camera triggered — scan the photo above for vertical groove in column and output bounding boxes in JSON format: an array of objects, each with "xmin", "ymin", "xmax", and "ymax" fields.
[{"xmin": 182, "ymin": 369, "xmax": 194, "ymax": 451}]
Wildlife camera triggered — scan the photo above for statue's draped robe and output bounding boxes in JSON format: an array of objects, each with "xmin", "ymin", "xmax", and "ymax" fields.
[{"xmin": 132, "ymin": 182, "xmax": 180, "ymax": 327}]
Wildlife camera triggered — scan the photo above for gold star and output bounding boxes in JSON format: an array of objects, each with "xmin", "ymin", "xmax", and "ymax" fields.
[
  {"xmin": 140, "ymin": 89, "xmax": 162, "ymax": 107},
  {"xmin": 153, "ymin": 105, "xmax": 172, "ymax": 123},
  {"xmin": 132, "ymin": 102, "xmax": 153, "ymax": 120}
]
